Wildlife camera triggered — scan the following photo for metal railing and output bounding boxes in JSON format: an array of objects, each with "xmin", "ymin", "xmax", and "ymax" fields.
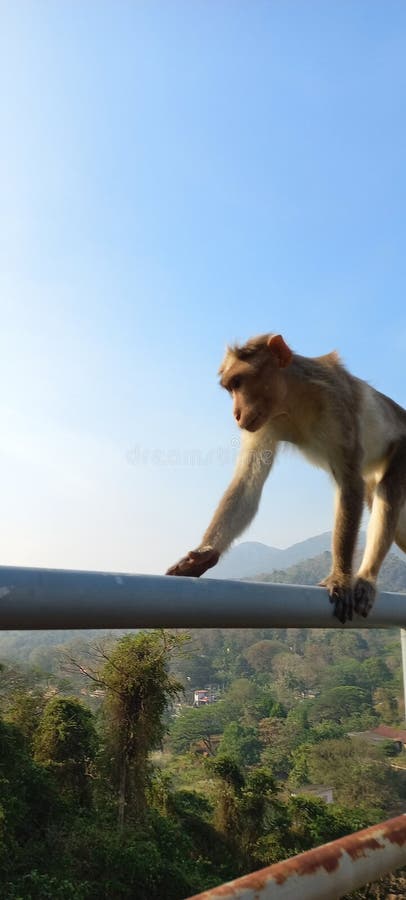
[
  {"xmin": 0, "ymin": 563, "xmax": 405, "ymax": 899},
  {"xmin": 186, "ymin": 814, "xmax": 406, "ymax": 900},
  {"xmin": 0, "ymin": 564, "xmax": 404, "ymax": 629}
]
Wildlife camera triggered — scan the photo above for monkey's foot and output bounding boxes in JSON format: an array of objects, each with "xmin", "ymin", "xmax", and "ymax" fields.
[
  {"xmin": 166, "ymin": 547, "xmax": 220, "ymax": 578},
  {"xmin": 353, "ymin": 578, "xmax": 376, "ymax": 618},
  {"xmin": 320, "ymin": 575, "xmax": 353, "ymax": 624}
]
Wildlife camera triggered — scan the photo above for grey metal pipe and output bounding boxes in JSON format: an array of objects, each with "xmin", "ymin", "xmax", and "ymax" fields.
[{"xmin": 0, "ymin": 565, "xmax": 404, "ymax": 629}]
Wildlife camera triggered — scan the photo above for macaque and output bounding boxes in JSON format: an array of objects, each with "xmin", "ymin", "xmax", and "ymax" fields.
[{"xmin": 167, "ymin": 334, "xmax": 406, "ymax": 623}]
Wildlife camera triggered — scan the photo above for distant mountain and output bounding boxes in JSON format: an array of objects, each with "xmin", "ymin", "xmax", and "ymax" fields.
[
  {"xmin": 0, "ymin": 629, "xmax": 126, "ymax": 670},
  {"xmin": 206, "ymin": 532, "xmax": 334, "ymax": 579},
  {"xmin": 245, "ymin": 550, "xmax": 406, "ymax": 593},
  {"xmin": 206, "ymin": 532, "xmax": 403, "ymax": 581}
]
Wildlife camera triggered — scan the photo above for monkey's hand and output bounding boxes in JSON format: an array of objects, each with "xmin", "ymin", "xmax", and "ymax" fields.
[
  {"xmin": 353, "ymin": 577, "xmax": 376, "ymax": 618},
  {"xmin": 320, "ymin": 573, "xmax": 353, "ymax": 624},
  {"xmin": 166, "ymin": 546, "xmax": 220, "ymax": 578}
]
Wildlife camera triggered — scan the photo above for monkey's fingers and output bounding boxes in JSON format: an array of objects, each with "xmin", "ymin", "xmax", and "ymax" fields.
[
  {"xmin": 321, "ymin": 579, "xmax": 353, "ymax": 624},
  {"xmin": 166, "ymin": 555, "xmax": 201, "ymax": 577},
  {"xmin": 332, "ymin": 590, "xmax": 353, "ymax": 625},
  {"xmin": 166, "ymin": 548, "xmax": 220, "ymax": 578},
  {"xmin": 353, "ymin": 578, "xmax": 376, "ymax": 618}
]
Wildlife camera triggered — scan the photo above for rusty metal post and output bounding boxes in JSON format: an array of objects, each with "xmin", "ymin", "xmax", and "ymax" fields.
[{"xmin": 186, "ymin": 814, "xmax": 406, "ymax": 900}]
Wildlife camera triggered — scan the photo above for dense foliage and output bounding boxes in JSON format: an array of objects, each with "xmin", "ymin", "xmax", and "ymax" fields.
[{"xmin": 0, "ymin": 576, "xmax": 406, "ymax": 897}]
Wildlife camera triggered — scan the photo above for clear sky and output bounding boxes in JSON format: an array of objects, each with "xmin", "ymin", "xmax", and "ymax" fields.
[{"xmin": 0, "ymin": 1, "xmax": 405, "ymax": 575}]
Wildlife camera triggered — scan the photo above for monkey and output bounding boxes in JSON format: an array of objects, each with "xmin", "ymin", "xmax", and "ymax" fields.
[{"xmin": 166, "ymin": 334, "xmax": 406, "ymax": 623}]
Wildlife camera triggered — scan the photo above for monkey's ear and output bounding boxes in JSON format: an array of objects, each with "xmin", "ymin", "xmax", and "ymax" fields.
[{"xmin": 267, "ymin": 334, "xmax": 293, "ymax": 368}]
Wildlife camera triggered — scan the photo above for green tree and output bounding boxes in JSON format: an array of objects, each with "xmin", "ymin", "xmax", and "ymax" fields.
[
  {"xmin": 34, "ymin": 696, "xmax": 97, "ymax": 806},
  {"xmin": 324, "ymin": 631, "xmax": 369, "ymax": 665},
  {"xmin": 170, "ymin": 637, "xmax": 216, "ymax": 693},
  {"xmin": 0, "ymin": 716, "xmax": 58, "ymax": 888},
  {"xmin": 304, "ymin": 737, "xmax": 398, "ymax": 812},
  {"xmin": 259, "ymin": 716, "xmax": 295, "ymax": 778},
  {"xmin": 218, "ymin": 722, "xmax": 261, "ymax": 767},
  {"xmin": 289, "ymin": 724, "xmax": 345, "ymax": 786},
  {"xmin": 309, "ymin": 686, "xmax": 370, "ymax": 725},
  {"xmin": 0, "ymin": 661, "xmax": 28, "ymax": 703},
  {"xmin": 170, "ymin": 703, "xmax": 226, "ymax": 756},
  {"xmin": 5, "ymin": 688, "xmax": 46, "ymax": 748},
  {"xmin": 239, "ymin": 768, "xmax": 279, "ymax": 858},
  {"xmin": 323, "ymin": 659, "xmax": 366, "ymax": 691},
  {"xmin": 222, "ymin": 678, "xmax": 276, "ymax": 724},
  {"xmin": 360, "ymin": 657, "xmax": 391, "ymax": 692},
  {"xmin": 209, "ymin": 756, "xmax": 244, "ymax": 843},
  {"xmin": 98, "ymin": 632, "xmax": 184, "ymax": 828},
  {"xmin": 285, "ymin": 796, "xmax": 377, "ymax": 857},
  {"xmin": 243, "ymin": 640, "xmax": 285, "ymax": 673},
  {"xmin": 271, "ymin": 653, "xmax": 308, "ymax": 704},
  {"xmin": 373, "ymin": 685, "xmax": 401, "ymax": 724},
  {"xmin": 289, "ymin": 742, "xmax": 311, "ymax": 786}
]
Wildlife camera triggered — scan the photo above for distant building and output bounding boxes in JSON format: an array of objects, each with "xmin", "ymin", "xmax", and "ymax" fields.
[
  {"xmin": 193, "ymin": 689, "xmax": 211, "ymax": 707},
  {"xmin": 372, "ymin": 726, "xmax": 406, "ymax": 749},
  {"xmin": 349, "ymin": 726, "xmax": 406, "ymax": 753},
  {"xmin": 292, "ymin": 784, "xmax": 334, "ymax": 804}
]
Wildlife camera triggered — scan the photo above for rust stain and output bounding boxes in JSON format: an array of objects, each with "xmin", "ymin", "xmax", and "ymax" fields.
[
  {"xmin": 339, "ymin": 816, "xmax": 406, "ymax": 856},
  {"xmin": 270, "ymin": 845, "xmax": 342, "ymax": 885},
  {"xmin": 347, "ymin": 837, "xmax": 382, "ymax": 861},
  {"xmin": 384, "ymin": 820, "xmax": 406, "ymax": 847}
]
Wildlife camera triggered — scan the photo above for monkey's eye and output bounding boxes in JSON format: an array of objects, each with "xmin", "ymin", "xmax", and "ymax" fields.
[{"xmin": 229, "ymin": 376, "xmax": 242, "ymax": 392}]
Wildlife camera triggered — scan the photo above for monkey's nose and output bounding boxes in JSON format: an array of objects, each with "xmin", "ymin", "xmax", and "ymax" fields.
[{"xmin": 234, "ymin": 408, "xmax": 241, "ymax": 422}]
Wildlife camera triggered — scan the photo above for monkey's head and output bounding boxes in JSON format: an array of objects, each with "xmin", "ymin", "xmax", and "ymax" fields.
[{"xmin": 219, "ymin": 333, "xmax": 293, "ymax": 432}]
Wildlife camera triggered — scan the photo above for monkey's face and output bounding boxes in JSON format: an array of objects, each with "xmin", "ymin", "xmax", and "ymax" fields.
[
  {"xmin": 220, "ymin": 359, "xmax": 286, "ymax": 432},
  {"xmin": 219, "ymin": 334, "xmax": 293, "ymax": 432}
]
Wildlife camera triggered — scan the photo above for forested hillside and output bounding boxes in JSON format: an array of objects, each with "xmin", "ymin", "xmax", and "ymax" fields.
[
  {"xmin": 0, "ymin": 552, "xmax": 405, "ymax": 897},
  {"xmin": 248, "ymin": 550, "xmax": 406, "ymax": 592},
  {"xmin": 1, "ymin": 610, "xmax": 406, "ymax": 895}
]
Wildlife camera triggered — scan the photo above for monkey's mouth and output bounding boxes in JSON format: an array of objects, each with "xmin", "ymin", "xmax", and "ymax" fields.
[{"xmin": 242, "ymin": 413, "xmax": 264, "ymax": 432}]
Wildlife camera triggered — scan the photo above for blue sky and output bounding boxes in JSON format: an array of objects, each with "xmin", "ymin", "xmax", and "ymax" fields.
[{"xmin": 0, "ymin": 1, "xmax": 405, "ymax": 575}]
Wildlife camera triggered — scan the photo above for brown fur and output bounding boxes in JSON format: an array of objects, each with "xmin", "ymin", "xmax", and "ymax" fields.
[{"xmin": 167, "ymin": 333, "xmax": 406, "ymax": 624}]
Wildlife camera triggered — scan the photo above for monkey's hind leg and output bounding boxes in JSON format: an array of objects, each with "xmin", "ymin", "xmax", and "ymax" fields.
[
  {"xmin": 395, "ymin": 503, "xmax": 406, "ymax": 554},
  {"xmin": 355, "ymin": 443, "xmax": 406, "ymax": 617}
]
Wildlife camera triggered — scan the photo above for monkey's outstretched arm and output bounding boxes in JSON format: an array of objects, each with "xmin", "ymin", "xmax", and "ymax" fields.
[{"xmin": 166, "ymin": 435, "xmax": 276, "ymax": 577}]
